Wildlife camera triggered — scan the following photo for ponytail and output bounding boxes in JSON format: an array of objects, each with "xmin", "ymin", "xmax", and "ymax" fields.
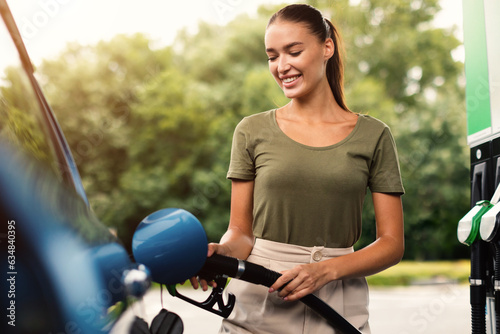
[{"xmin": 324, "ymin": 18, "xmax": 350, "ymax": 112}]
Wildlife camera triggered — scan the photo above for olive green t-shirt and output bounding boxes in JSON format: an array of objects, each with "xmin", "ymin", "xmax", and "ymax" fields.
[{"xmin": 227, "ymin": 109, "xmax": 404, "ymax": 248}]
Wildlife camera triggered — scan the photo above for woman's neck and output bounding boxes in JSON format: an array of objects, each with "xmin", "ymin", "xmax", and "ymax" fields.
[{"xmin": 285, "ymin": 84, "xmax": 350, "ymax": 123}]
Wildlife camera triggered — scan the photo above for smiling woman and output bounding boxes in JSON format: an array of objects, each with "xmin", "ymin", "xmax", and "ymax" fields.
[
  {"xmin": 264, "ymin": 5, "xmax": 359, "ymax": 149},
  {"xmin": 191, "ymin": 3, "xmax": 405, "ymax": 334}
]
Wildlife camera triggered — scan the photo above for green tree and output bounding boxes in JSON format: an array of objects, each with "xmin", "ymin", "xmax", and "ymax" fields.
[
  {"xmin": 8, "ymin": 0, "xmax": 467, "ymax": 259},
  {"xmin": 35, "ymin": 34, "xmax": 172, "ymax": 245}
]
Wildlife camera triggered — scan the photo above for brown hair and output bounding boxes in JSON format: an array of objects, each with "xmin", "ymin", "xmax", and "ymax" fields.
[{"xmin": 267, "ymin": 4, "xmax": 350, "ymax": 112}]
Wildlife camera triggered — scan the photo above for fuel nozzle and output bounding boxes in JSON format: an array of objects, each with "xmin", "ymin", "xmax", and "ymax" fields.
[
  {"xmin": 458, "ymin": 200, "xmax": 494, "ymax": 246},
  {"xmin": 457, "ymin": 199, "xmax": 494, "ymax": 334},
  {"xmin": 480, "ymin": 201, "xmax": 500, "ymax": 242}
]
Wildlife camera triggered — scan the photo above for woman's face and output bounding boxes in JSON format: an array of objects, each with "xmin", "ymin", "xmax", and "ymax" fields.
[{"xmin": 265, "ymin": 20, "xmax": 333, "ymax": 100}]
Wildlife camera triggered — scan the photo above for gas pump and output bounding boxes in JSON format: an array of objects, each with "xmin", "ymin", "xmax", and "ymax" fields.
[{"xmin": 458, "ymin": 0, "xmax": 500, "ymax": 333}]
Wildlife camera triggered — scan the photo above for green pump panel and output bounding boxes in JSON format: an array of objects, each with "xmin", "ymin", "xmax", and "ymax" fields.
[
  {"xmin": 463, "ymin": 0, "xmax": 500, "ymax": 146},
  {"xmin": 462, "ymin": 1, "xmax": 500, "ymax": 333}
]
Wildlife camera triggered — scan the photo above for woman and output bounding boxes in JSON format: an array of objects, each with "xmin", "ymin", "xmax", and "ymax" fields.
[{"xmin": 193, "ymin": 4, "xmax": 404, "ymax": 333}]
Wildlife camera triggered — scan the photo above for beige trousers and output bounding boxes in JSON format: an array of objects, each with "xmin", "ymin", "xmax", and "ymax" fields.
[{"xmin": 219, "ymin": 239, "xmax": 370, "ymax": 334}]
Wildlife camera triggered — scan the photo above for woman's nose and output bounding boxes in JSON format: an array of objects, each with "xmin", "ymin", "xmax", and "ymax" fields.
[{"xmin": 278, "ymin": 56, "xmax": 291, "ymax": 74}]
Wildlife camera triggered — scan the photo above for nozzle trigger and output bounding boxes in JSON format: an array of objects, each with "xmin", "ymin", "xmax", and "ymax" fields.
[{"xmin": 167, "ymin": 276, "xmax": 235, "ymax": 318}]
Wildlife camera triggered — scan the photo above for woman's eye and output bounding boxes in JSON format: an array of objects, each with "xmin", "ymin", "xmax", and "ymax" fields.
[
  {"xmin": 290, "ymin": 51, "xmax": 303, "ymax": 57},
  {"xmin": 267, "ymin": 56, "xmax": 277, "ymax": 61}
]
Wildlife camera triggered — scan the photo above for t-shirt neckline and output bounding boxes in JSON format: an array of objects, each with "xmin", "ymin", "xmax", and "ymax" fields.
[{"xmin": 271, "ymin": 109, "xmax": 363, "ymax": 151}]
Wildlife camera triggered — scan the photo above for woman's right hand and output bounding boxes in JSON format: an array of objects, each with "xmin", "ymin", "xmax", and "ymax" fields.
[{"xmin": 188, "ymin": 242, "xmax": 231, "ymax": 291}]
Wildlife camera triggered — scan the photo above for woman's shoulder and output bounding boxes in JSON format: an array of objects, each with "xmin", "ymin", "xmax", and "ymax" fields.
[
  {"xmin": 357, "ymin": 113, "xmax": 390, "ymax": 128},
  {"xmin": 237, "ymin": 109, "xmax": 275, "ymax": 130},
  {"xmin": 242, "ymin": 109, "xmax": 275, "ymax": 122},
  {"xmin": 356, "ymin": 113, "xmax": 393, "ymax": 135}
]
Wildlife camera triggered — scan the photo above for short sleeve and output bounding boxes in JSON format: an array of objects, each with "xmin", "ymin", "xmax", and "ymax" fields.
[
  {"xmin": 226, "ymin": 119, "xmax": 256, "ymax": 180},
  {"xmin": 368, "ymin": 127, "xmax": 405, "ymax": 194}
]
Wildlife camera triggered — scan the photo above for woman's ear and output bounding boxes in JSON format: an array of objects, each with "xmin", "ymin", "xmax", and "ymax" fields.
[{"xmin": 324, "ymin": 38, "xmax": 335, "ymax": 61}]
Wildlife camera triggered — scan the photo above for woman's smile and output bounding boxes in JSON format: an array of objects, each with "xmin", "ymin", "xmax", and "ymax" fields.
[{"xmin": 281, "ymin": 74, "xmax": 302, "ymax": 87}]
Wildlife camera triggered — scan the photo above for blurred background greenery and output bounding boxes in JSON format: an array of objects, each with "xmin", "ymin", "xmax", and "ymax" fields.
[{"xmin": 1, "ymin": 0, "xmax": 470, "ymax": 261}]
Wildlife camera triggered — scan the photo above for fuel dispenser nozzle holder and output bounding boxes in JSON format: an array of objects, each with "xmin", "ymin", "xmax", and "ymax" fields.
[
  {"xmin": 458, "ymin": 200, "xmax": 494, "ymax": 246},
  {"xmin": 458, "ymin": 183, "xmax": 500, "ymax": 334}
]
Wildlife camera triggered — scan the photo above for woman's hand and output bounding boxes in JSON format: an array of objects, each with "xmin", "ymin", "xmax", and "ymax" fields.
[
  {"xmin": 207, "ymin": 242, "xmax": 231, "ymax": 257},
  {"xmin": 187, "ymin": 242, "xmax": 231, "ymax": 291},
  {"xmin": 268, "ymin": 193, "xmax": 404, "ymax": 301},
  {"xmin": 269, "ymin": 262, "xmax": 330, "ymax": 302}
]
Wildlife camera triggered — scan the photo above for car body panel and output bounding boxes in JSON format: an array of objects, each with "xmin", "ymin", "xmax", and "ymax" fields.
[{"xmin": 0, "ymin": 1, "xmax": 150, "ymax": 332}]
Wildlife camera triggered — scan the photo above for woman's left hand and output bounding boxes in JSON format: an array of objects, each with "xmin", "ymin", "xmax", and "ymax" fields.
[{"xmin": 268, "ymin": 262, "xmax": 330, "ymax": 301}]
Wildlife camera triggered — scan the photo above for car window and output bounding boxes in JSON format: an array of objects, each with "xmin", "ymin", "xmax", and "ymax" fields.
[
  {"xmin": 0, "ymin": 19, "xmax": 60, "ymax": 178},
  {"xmin": 0, "ymin": 14, "xmax": 116, "ymax": 245}
]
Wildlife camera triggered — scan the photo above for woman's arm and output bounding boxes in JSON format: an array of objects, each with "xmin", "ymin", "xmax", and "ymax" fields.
[
  {"xmin": 192, "ymin": 179, "xmax": 255, "ymax": 290},
  {"xmin": 270, "ymin": 192, "xmax": 404, "ymax": 301},
  {"xmin": 208, "ymin": 179, "xmax": 255, "ymax": 259}
]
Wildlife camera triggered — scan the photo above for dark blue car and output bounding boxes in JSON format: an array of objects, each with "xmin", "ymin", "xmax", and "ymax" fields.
[{"xmin": 0, "ymin": 1, "xmax": 152, "ymax": 333}]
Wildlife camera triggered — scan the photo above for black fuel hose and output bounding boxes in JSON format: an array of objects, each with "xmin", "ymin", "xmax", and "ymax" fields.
[
  {"xmin": 470, "ymin": 241, "xmax": 487, "ymax": 334},
  {"xmin": 199, "ymin": 253, "xmax": 362, "ymax": 334},
  {"xmin": 495, "ymin": 244, "xmax": 500, "ymax": 334}
]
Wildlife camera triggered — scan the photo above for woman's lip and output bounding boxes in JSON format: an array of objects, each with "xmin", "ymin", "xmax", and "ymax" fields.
[{"xmin": 281, "ymin": 75, "xmax": 301, "ymax": 88}]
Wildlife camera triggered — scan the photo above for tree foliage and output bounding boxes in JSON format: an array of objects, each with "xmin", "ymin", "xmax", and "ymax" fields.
[{"xmin": 2, "ymin": 0, "xmax": 469, "ymax": 259}]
